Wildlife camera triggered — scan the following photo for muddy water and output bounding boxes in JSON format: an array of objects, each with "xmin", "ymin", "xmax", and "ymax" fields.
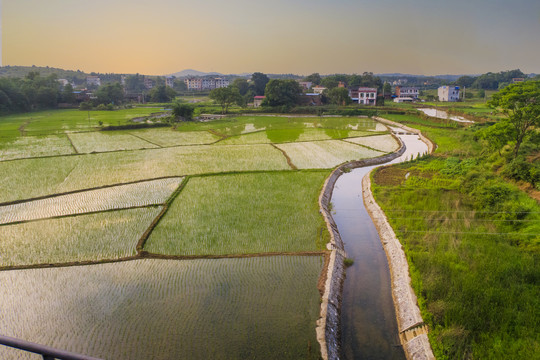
[{"xmin": 331, "ymin": 134, "xmax": 428, "ymax": 359}]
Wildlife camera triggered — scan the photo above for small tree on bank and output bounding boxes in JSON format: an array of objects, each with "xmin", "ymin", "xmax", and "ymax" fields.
[
  {"xmin": 488, "ymin": 80, "xmax": 540, "ymax": 159},
  {"xmin": 171, "ymin": 102, "xmax": 194, "ymax": 121}
]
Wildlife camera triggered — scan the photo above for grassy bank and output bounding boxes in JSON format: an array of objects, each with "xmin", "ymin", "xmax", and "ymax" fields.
[{"xmin": 373, "ymin": 114, "xmax": 539, "ymax": 359}]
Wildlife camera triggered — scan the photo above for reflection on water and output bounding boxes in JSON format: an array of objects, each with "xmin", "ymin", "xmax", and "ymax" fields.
[
  {"xmin": 417, "ymin": 108, "xmax": 474, "ymax": 123},
  {"xmin": 331, "ymin": 134, "xmax": 428, "ymax": 359}
]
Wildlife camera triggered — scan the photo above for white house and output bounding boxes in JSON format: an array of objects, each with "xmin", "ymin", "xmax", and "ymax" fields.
[
  {"xmin": 312, "ymin": 85, "xmax": 327, "ymax": 94},
  {"xmin": 356, "ymin": 87, "xmax": 377, "ymax": 105},
  {"xmin": 438, "ymin": 86, "xmax": 460, "ymax": 102}
]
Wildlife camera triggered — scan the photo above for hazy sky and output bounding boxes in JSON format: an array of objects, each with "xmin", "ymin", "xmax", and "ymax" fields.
[{"xmin": 3, "ymin": 0, "xmax": 540, "ymax": 75}]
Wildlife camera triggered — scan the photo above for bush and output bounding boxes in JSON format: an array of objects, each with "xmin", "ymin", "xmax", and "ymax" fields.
[{"xmin": 79, "ymin": 101, "xmax": 93, "ymax": 110}]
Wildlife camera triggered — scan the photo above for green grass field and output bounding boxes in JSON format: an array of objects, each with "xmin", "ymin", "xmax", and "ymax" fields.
[
  {"xmin": 0, "ymin": 108, "xmax": 163, "ymax": 138},
  {"xmin": 0, "ymin": 257, "xmax": 323, "ymax": 359},
  {"xmin": 145, "ymin": 171, "xmax": 330, "ymax": 255}
]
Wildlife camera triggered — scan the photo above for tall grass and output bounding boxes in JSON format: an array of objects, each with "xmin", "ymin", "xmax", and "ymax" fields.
[{"xmin": 372, "ymin": 156, "xmax": 540, "ymax": 359}]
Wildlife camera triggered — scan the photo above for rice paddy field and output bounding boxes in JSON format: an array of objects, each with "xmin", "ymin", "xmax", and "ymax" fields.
[
  {"xmin": 276, "ymin": 140, "xmax": 385, "ymax": 169},
  {"xmin": 0, "ymin": 109, "xmax": 401, "ymax": 359},
  {"xmin": 0, "ymin": 257, "xmax": 323, "ymax": 360},
  {"xmin": 145, "ymin": 172, "xmax": 330, "ymax": 255},
  {"xmin": 0, "ymin": 208, "xmax": 161, "ymax": 267},
  {"xmin": 0, "ymin": 178, "xmax": 182, "ymax": 225}
]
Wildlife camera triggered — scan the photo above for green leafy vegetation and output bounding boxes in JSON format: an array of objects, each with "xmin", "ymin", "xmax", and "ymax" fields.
[
  {"xmin": 374, "ymin": 107, "xmax": 539, "ymax": 358},
  {"xmin": 145, "ymin": 171, "xmax": 330, "ymax": 255}
]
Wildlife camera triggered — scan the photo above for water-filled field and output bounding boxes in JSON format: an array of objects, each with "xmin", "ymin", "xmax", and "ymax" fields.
[
  {"xmin": 0, "ymin": 109, "xmax": 400, "ymax": 359},
  {"xmin": 0, "ymin": 257, "xmax": 323, "ymax": 360}
]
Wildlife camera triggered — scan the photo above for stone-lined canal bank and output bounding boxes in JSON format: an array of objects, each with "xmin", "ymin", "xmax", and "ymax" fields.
[{"xmin": 317, "ymin": 118, "xmax": 435, "ymax": 360}]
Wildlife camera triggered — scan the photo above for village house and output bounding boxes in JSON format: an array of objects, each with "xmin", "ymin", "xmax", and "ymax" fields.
[
  {"xmin": 253, "ymin": 96, "xmax": 266, "ymax": 107},
  {"xmin": 395, "ymin": 86, "xmax": 419, "ymax": 99},
  {"xmin": 438, "ymin": 86, "xmax": 460, "ymax": 102},
  {"xmin": 312, "ymin": 85, "xmax": 327, "ymax": 94},
  {"xmin": 297, "ymin": 81, "xmax": 313, "ymax": 90},
  {"xmin": 349, "ymin": 87, "xmax": 377, "ymax": 105},
  {"xmin": 86, "ymin": 76, "xmax": 101, "ymax": 87}
]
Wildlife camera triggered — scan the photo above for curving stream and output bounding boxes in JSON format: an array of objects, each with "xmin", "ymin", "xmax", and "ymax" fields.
[{"xmin": 331, "ymin": 131, "xmax": 428, "ymax": 359}]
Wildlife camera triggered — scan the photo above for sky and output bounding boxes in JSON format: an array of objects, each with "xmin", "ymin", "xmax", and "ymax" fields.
[{"xmin": 2, "ymin": 0, "xmax": 540, "ymax": 76}]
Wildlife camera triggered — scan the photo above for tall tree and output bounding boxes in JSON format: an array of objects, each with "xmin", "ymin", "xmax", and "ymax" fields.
[
  {"xmin": 304, "ymin": 73, "xmax": 322, "ymax": 85},
  {"xmin": 263, "ymin": 79, "xmax": 302, "ymax": 107},
  {"xmin": 326, "ymin": 87, "xmax": 351, "ymax": 105},
  {"xmin": 250, "ymin": 72, "xmax": 270, "ymax": 96},
  {"xmin": 488, "ymin": 80, "xmax": 540, "ymax": 158},
  {"xmin": 209, "ymin": 86, "xmax": 241, "ymax": 114},
  {"xmin": 96, "ymin": 83, "xmax": 124, "ymax": 105}
]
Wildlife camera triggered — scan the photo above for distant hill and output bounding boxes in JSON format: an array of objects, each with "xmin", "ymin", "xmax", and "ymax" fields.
[
  {"xmin": 0, "ymin": 65, "xmax": 90, "ymax": 80},
  {"xmin": 168, "ymin": 69, "xmax": 224, "ymax": 77}
]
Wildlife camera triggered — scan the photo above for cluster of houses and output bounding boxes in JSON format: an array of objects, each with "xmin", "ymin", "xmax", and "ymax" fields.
[{"xmin": 184, "ymin": 77, "xmax": 230, "ymax": 91}]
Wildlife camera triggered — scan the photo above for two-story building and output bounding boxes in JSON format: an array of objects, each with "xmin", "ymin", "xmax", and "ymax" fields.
[
  {"xmin": 395, "ymin": 86, "xmax": 419, "ymax": 99},
  {"xmin": 438, "ymin": 86, "xmax": 460, "ymax": 102},
  {"xmin": 349, "ymin": 87, "xmax": 377, "ymax": 105}
]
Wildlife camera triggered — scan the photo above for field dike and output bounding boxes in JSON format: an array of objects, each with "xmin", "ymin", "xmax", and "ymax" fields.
[
  {"xmin": 365, "ymin": 118, "xmax": 435, "ymax": 359},
  {"xmin": 316, "ymin": 126, "xmax": 407, "ymax": 360}
]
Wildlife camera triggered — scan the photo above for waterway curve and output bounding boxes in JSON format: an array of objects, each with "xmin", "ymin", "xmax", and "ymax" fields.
[{"xmin": 317, "ymin": 118, "xmax": 435, "ymax": 360}]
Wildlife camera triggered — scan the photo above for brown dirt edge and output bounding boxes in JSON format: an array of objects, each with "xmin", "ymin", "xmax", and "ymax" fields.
[
  {"xmin": 270, "ymin": 143, "xmax": 298, "ymax": 170},
  {"xmin": 64, "ymin": 133, "xmax": 79, "ymax": 154},
  {"xmin": 363, "ymin": 119, "xmax": 436, "ymax": 360},
  {"xmin": 316, "ymin": 122, "xmax": 407, "ymax": 360},
  {"xmin": 0, "ymin": 252, "xmax": 326, "ymax": 272}
]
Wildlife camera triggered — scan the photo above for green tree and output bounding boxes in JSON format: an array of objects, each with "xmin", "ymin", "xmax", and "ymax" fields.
[
  {"xmin": 62, "ymin": 83, "xmax": 76, "ymax": 104},
  {"xmin": 382, "ymin": 82, "xmax": 392, "ymax": 96},
  {"xmin": 476, "ymin": 121, "xmax": 515, "ymax": 155},
  {"xmin": 488, "ymin": 80, "xmax": 540, "ymax": 158},
  {"xmin": 171, "ymin": 102, "xmax": 194, "ymax": 121},
  {"xmin": 149, "ymin": 85, "xmax": 176, "ymax": 102},
  {"xmin": 326, "ymin": 87, "xmax": 351, "ymax": 105},
  {"xmin": 209, "ymin": 86, "xmax": 241, "ymax": 114},
  {"xmin": 304, "ymin": 73, "xmax": 322, "ymax": 85},
  {"xmin": 96, "ymin": 83, "xmax": 124, "ymax": 105},
  {"xmin": 125, "ymin": 74, "xmax": 146, "ymax": 92},
  {"xmin": 231, "ymin": 78, "xmax": 250, "ymax": 96},
  {"xmin": 263, "ymin": 79, "xmax": 302, "ymax": 107},
  {"xmin": 250, "ymin": 72, "xmax": 269, "ymax": 96}
]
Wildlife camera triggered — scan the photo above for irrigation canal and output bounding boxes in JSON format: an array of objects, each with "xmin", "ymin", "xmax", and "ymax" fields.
[{"xmin": 331, "ymin": 131, "xmax": 428, "ymax": 359}]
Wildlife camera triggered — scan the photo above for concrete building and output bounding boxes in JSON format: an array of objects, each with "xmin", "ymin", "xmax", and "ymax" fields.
[
  {"xmin": 351, "ymin": 87, "xmax": 377, "ymax": 105},
  {"xmin": 165, "ymin": 77, "xmax": 175, "ymax": 88},
  {"xmin": 185, "ymin": 77, "xmax": 229, "ymax": 91},
  {"xmin": 438, "ymin": 86, "xmax": 460, "ymax": 102},
  {"xmin": 395, "ymin": 86, "xmax": 419, "ymax": 99},
  {"xmin": 86, "ymin": 76, "xmax": 101, "ymax": 87},
  {"xmin": 312, "ymin": 85, "xmax": 327, "ymax": 94},
  {"xmin": 298, "ymin": 81, "xmax": 313, "ymax": 90},
  {"xmin": 185, "ymin": 78, "xmax": 202, "ymax": 90},
  {"xmin": 144, "ymin": 78, "xmax": 154, "ymax": 89}
]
